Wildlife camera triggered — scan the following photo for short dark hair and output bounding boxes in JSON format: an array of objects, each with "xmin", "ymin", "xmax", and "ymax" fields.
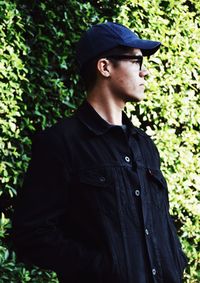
[{"xmin": 80, "ymin": 46, "xmax": 134, "ymax": 91}]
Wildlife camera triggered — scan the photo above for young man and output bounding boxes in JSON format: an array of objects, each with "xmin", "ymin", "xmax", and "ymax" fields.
[{"xmin": 13, "ymin": 22, "xmax": 187, "ymax": 283}]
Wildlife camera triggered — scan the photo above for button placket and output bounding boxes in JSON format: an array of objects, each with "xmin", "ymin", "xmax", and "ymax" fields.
[{"xmin": 129, "ymin": 136, "xmax": 159, "ymax": 281}]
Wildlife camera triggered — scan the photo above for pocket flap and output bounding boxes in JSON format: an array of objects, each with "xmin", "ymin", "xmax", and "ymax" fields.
[
  {"xmin": 147, "ymin": 168, "xmax": 168, "ymax": 189},
  {"xmin": 79, "ymin": 167, "xmax": 112, "ymax": 188}
]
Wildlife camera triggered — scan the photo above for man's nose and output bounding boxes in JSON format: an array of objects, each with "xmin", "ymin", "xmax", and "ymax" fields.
[{"xmin": 139, "ymin": 67, "xmax": 149, "ymax": 77}]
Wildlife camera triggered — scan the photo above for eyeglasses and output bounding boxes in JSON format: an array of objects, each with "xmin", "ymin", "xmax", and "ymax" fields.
[{"xmin": 106, "ymin": 55, "xmax": 143, "ymax": 71}]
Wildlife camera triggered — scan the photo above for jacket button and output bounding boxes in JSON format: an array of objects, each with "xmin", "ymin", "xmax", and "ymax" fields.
[
  {"xmin": 145, "ymin": 228, "xmax": 149, "ymax": 235},
  {"xmin": 125, "ymin": 156, "xmax": 130, "ymax": 163},
  {"xmin": 135, "ymin": 189, "xmax": 140, "ymax": 196},
  {"xmin": 99, "ymin": 176, "xmax": 106, "ymax": 182},
  {"xmin": 152, "ymin": 268, "xmax": 157, "ymax": 276}
]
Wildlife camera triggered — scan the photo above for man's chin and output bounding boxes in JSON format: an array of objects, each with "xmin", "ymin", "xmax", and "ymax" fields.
[{"xmin": 124, "ymin": 93, "xmax": 145, "ymax": 103}]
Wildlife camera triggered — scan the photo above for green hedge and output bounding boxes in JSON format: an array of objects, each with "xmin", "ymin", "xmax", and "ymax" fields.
[{"xmin": 0, "ymin": 0, "xmax": 199, "ymax": 282}]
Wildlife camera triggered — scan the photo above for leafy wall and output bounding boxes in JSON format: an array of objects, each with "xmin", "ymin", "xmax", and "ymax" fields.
[{"xmin": 0, "ymin": 0, "xmax": 199, "ymax": 282}]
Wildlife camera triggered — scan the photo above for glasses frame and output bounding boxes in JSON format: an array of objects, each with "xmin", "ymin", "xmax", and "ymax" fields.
[{"xmin": 105, "ymin": 55, "xmax": 143, "ymax": 71}]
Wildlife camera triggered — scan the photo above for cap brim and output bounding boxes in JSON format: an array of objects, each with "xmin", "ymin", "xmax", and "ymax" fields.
[{"xmin": 124, "ymin": 38, "xmax": 161, "ymax": 56}]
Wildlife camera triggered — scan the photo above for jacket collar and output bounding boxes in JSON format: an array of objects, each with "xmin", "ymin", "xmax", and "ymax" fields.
[{"xmin": 76, "ymin": 100, "xmax": 138, "ymax": 136}]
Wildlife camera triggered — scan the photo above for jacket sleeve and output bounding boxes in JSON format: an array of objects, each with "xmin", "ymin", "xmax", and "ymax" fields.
[{"xmin": 12, "ymin": 129, "xmax": 107, "ymax": 278}]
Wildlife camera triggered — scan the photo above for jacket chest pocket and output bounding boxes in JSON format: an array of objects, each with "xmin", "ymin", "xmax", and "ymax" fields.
[
  {"xmin": 147, "ymin": 168, "xmax": 168, "ymax": 208},
  {"xmin": 75, "ymin": 167, "xmax": 116, "ymax": 216}
]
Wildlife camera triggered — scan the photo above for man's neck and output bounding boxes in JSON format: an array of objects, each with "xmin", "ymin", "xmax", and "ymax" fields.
[{"xmin": 87, "ymin": 93, "xmax": 125, "ymax": 126}]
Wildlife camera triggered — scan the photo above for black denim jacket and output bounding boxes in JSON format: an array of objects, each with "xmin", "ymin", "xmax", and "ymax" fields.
[{"xmin": 12, "ymin": 101, "xmax": 187, "ymax": 283}]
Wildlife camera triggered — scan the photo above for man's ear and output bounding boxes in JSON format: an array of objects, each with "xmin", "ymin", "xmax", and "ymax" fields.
[{"xmin": 97, "ymin": 58, "xmax": 111, "ymax": 78}]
